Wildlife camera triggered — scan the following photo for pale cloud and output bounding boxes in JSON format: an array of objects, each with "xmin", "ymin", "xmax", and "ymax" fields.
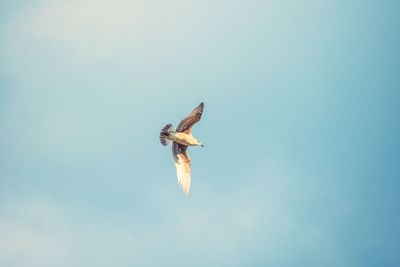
[
  {"xmin": 0, "ymin": 196, "xmax": 140, "ymax": 267},
  {"xmin": 0, "ymin": 198, "xmax": 73, "ymax": 267},
  {"xmin": 0, "ymin": 177, "xmax": 271, "ymax": 266},
  {"xmin": 2, "ymin": 0, "xmax": 214, "ymax": 65}
]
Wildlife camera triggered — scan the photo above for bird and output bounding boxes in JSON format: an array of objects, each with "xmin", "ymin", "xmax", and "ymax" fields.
[{"xmin": 159, "ymin": 102, "xmax": 205, "ymax": 194}]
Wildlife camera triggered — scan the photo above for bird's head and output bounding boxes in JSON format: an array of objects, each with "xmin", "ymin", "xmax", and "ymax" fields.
[{"xmin": 196, "ymin": 139, "xmax": 204, "ymax": 147}]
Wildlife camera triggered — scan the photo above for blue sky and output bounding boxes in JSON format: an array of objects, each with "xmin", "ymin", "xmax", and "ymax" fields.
[{"xmin": 1, "ymin": 0, "xmax": 399, "ymax": 266}]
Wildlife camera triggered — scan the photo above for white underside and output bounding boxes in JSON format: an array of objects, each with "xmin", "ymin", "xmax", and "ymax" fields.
[{"xmin": 168, "ymin": 132, "xmax": 198, "ymax": 146}]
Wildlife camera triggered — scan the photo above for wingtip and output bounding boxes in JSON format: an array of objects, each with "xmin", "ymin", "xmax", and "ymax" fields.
[{"xmin": 179, "ymin": 179, "xmax": 191, "ymax": 194}]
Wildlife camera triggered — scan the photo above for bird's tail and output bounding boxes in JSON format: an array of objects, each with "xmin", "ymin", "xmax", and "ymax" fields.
[{"xmin": 159, "ymin": 123, "xmax": 174, "ymax": 146}]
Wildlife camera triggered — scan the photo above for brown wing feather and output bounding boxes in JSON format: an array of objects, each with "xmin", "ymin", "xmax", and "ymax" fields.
[
  {"xmin": 172, "ymin": 142, "xmax": 191, "ymax": 194},
  {"xmin": 176, "ymin": 102, "xmax": 204, "ymax": 133}
]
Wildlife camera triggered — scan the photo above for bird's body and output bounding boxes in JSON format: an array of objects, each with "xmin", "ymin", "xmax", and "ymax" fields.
[
  {"xmin": 159, "ymin": 102, "xmax": 205, "ymax": 194},
  {"xmin": 168, "ymin": 132, "xmax": 202, "ymax": 146}
]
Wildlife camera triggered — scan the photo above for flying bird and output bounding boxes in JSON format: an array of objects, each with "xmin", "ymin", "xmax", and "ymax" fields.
[{"xmin": 159, "ymin": 102, "xmax": 205, "ymax": 194}]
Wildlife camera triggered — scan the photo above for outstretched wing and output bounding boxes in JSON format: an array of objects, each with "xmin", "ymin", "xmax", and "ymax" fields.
[
  {"xmin": 176, "ymin": 102, "xmax": 204, "ymax": 134},
  {"xmin": 172, "ymin": 142, "xmax": 191, "ymax": 194}
]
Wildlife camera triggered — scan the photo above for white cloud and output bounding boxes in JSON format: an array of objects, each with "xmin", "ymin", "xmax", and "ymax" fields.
[
  {"xmin": 0, "ymin": 178, "xmax": 271, "ymax": 266},
  {"xmin": 0, "ymin": 198, "xmax": 73, "ymax": 267},
  {"xmin": 1, "ymin": 0, "xmax": 217, "ymax": 66},
  {"xmin": 0, "ymin": 196, "xmax": 142, "ymax": 267}
]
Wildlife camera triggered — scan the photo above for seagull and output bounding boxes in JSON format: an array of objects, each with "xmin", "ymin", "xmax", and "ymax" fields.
[{"xmin": 159, "ymin": 102, "xmax": 205, "ymax": 194}]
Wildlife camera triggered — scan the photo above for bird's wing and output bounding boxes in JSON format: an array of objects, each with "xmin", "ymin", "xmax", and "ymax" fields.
[
  {"xmin": 176, "ymin": 102, "xmax": 204, "ymax": 134},
  {"xmin": 172, "ymin": 142, "xmax": 191, "ymax": 194}
]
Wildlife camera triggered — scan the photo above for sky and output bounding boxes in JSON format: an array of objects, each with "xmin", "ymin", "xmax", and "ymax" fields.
[{"xmin": 1, "ymin": 0, "xmax": 399, "ymax": 266}]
